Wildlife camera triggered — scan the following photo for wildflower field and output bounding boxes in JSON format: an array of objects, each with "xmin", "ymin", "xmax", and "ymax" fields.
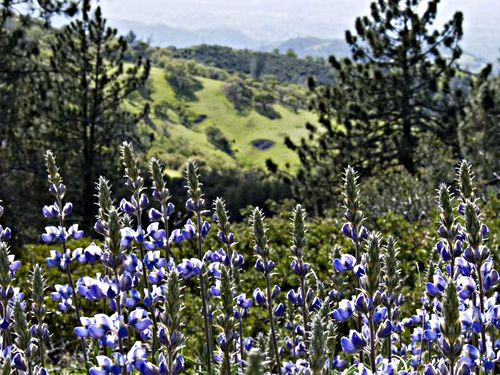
[{"xmin": 0, "ymin": 143, "xmax": 497, "ymax": 375}]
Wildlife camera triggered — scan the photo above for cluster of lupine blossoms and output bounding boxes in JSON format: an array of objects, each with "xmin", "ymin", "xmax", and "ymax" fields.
[{"xmin": 0, "ymin": 143, "xmax": 498, "ymax": 375}]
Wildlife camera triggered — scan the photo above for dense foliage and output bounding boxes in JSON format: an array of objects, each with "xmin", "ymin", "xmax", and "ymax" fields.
[{"xmin": 168, "ymin": 45, "xmax": 335, "ymax": 85}]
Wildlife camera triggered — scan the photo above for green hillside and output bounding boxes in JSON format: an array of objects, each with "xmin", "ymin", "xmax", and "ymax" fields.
[{"xmin": 138, "ymin": 64, "xmax": 317, "ymax": 174}]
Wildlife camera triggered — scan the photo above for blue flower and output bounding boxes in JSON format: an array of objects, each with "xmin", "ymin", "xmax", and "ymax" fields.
[
  {"xmin": 120, "ymin": 198, "xmax": 136, "ymax": 215},
  {"xmin": 236, "ymin": 293, "xmax": 253, "ymax": 309},
  {"xmin": 426, "ymin": 274, "xmax": 446, "ymax": 297},
  {"xmin": 354, "ymin": 293, "xmax": 372, "ymax": 314},
  {"xmin": 46, "ymin": 249, "xmax": 72, "ymax": 269},
  {"xmin": 436, "ymin": 240, "xmax": 451, "ymax": 261},
  {"xmin": 201, "ymin": 220, "xmax": 210, "ymax": 238},
  {"xmin": 172, "ymin": 354, "xmax": 184, "ymax": 374},
  {"xmin": 50, "ymin": 284, "xmax": 72, "ymax": 311},
  {"xmin": 143, "ymin": 251, "xmax": 165, "ymax": 270},
  {"xmin": 254, "ymin": 258, "xmax": 275, "ymax": 274},
  {"xmin": 120, "ymin": 226, "xmax": 145, "ymax": 247},
  {"xmin": 176, "ymin": 258, "xmax": 202, "ymax": 279},
  {"xmin": 461, "ymin": 344, "xmax": 479, "ymax": 368},
  {"xmin": 290, "ymin": 259, "xmax": 310, "ymax": 276},
  {"xmin": 128, "ymin": 309, "xmax": 151, "ymax": 331},
  {"xmin": 68, "ymin": 224, "xmax": 84, "ymax": 240},
  {"xmin": 331, "ymin": 355, "xmax": 346, "ymax": 369},
  {"xmin": 457, "ymin": 276, "xmax": 476, "ymax": 300},
  {"xmin": 89, "ymin": 354, "xmax": 124, "ymax": 375},
  {"xmin": 73, "ymin": 243, "xmax": 102, "ymax": 264},
  {"xmin": 333, "ymin": 253, "xmax": 356, "ymax": 272},
  {"xmin": 423, "ymin": 364, "xmax": 437, "ymax": 375},
  {"xmin": 481, "ymin": 260, "xmax": 499, "ymax": 291},
  {"xmin": 12, "ymin": 352, "xmax": 27, "ymax": 371},
  {"xmin": 287, "ymin": 289, "xmax": 297, "ymax": 305},
  {"xmin": 0, "ymin": 225, "xmax": 11, "ymax": 241},
  {"xmin": 41, "ymin": 226, "xmax": 62, "ymax": 243},
  {"xmin": 456, "ymin": 257, "xmax": 472, "ymax": 276},
  {"xmin": 373, "ymin": 306, "xmax": 387, "ymax": 323},
  {"xmin": 148, "ymin": 208, "xmax": 163, "ymax": 221},
  {"xmin": 253, "ymin": 288, "xmax": 266, "ymax": 305},
  {"xmin": 480, "ymin": 224, "xmax": 489, "ymax": 239},
  {"xmin": 127, "ymin": 341, "xmax": 148, "ymax": 372},
  {"xmin": 231, "ymin": 251, "xmax": 244, "ymax": 267},
  {"xmin": 332, "ymin": 299, "xmax": 354, "ymax": 321},
  {"xmin": 376, "ymin": 319, "xmax": 392, "ymax": 338},
  {"xmin": 343, "ymin": 223, "xmax": 368, "ymax": 241},
  {"xmin": 274, "ymin": 303, "xmax": 285, "ymax": 317},
  {"xmin": 340, "ymin": 330, "xmax": 366, "ymax": 353},
  {"xmin": 210, "ymin": 284, "xmax": 221, "ymax": 297},
  {"xmin": 169, "ymin": 220, "xmax": 196, "ymax": 243},
  {"xmin": 243, "ymin": 337, "xmax": 254, "ymax": 350},
  {"xmin": 42, "ymin": 204, "xmax": 59, "ymax": 218}
]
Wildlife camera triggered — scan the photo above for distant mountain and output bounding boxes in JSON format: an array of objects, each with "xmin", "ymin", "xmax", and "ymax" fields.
[
  {"xmin": 262, "ymin": 36, "xmax": 350, "ymax": 58},
  {"xmin": 110, "ymin": 19, "xmax": 351, "ymax": 59},
  {"xmin": 109, "ymin": 19, "xmax": 260, "ymax": 49},
  {"xmin": 110, "ymin": 19, "xmax": 490, "ymax": 70}
]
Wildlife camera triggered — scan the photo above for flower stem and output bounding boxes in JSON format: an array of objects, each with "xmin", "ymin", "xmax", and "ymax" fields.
[
  {"xmin": 196, "ymin": 211, "xmax": 213, "ymax": 374},
  {"xmin": 134, "ymin": 192, "xmax": 159, "ymax": 363},
  {"xmin": 56, "ymin": 195, "xmax": 89, "ymax": 369},
  {"xmin": 368, "ymin": 313, "xmax": 376, "ymax": 372},
  {"xmin": 161, "ymin": 203, "xmax": 171, "ymax": 262},
  {"xmin": 114, "ymin": 270, "xmax": 127, "ymax": 375},
  {"xmin": 476, "ymin": 264, "xmax": 487, "ymax": 355},
  {"xmin": 386, "ymin": 304, "xmax": 392, "ymax": 361},
  {"xmin": 265, "ymin": 274, "xmax": 282, "ymax": 372},
  {"xmin": 238, "ymin": 315, "xmax": 245, "ymax": 373},
  {"xmin": 299, "ymin": 274, "xmax": 308, "ymax": 348}
]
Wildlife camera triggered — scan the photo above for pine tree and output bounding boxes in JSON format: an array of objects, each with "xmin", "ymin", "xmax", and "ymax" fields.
[
  {"xmin": 459, "ymin": 64, "xmax": 500, "ymax": 181},
  {"xmin": 0, "ymin": 0, "xmax": 76, "ymax": 241},
  {"xmin": 277, "ymin": 0, "xmax": 464, "ymax": 214},
  {"xmin": 42, "ymin": 0, "xmax": 150, "ymax": 222}
]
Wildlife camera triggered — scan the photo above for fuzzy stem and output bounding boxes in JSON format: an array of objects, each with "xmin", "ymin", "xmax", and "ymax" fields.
[
  {"xmin": 386, "ymin": 304, "xmax": 392, "ymax": 361},
  {"xmin": 161, "ymin": 203, "xmax": 171, "ymax": 262},
  {"xmin": 114, "ymin": 270, "xmax": 127, "ymax": 375},
  {"xmin": 196, "ymin": 211, "xmax": 213, "ymax": 374},
  {"xmin": 56, "ymin": 194, "xmax": 89, "ymax": 368},
  {"xmin": 265, "ymin": 274, "xmax": 282, "ymax": 372},
  {"xmin": 476, "ymin": 264, "xmax": 487, "ymax": 355},
  {"xmin": 368, "ymin": 312, "xmax": 376, "ymax": 372},
  {"xmin": 133, "ymin": 190, "xmax": 159, "ymax": 362},
  {"xmin": 238, "ymin": 315, "xmax": 245, "ymax": 373},
  {"xmin": 446, "ymin": 237, "xmax": 455, "ymax": 280},
  {"xmin": 299, "ymin": 275, "xmax": 308, "ymax": 347},
  {"xmin": 354, "ymin": 240, "xmax": 364, "ymax": 364}
]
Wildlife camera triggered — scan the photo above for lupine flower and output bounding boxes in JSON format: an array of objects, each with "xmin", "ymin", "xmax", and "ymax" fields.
[
  {"xmin": 128, "ymin": 308, "xmax": 151, "ymax": 331},
  {"xmin": 426, "ymin": 274, "xmax": 447, "ymax": 297},
  {"xmin": 332, "ymin": 299, "xmax": 354, "ymax": 321},
  {"xmin": 253, "ymin": 288, "xmax": 266, "ymax": 305},
  {"xmin": 176, "ymin": 258, "xmax": 202, "ymax": 279},
  {"xmin": 50, "ymin": 284, "xmax": 73, "ymax": 311},
  {"xmin": 169, "ymin": 220, "xmax": 196, "ymax": 243},
  {"xmin": 73, "ymin": 243, "xmax": 103, "ymax": 264},
  {"xmin": 89, "ymin": 354, "xmax": 125, "ymax": 375},
  {"xmin": 340, "ymin": 330, "xmax": 367, "ymax": 353},
  {"xmin": 333, "ymin": 253, "xmax": 357, "ymax": 272}
]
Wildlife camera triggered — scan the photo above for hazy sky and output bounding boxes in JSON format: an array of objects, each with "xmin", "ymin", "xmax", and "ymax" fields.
[{"xmin": 99, "ymin": 0, "xmax": 500, "ymax": 42}]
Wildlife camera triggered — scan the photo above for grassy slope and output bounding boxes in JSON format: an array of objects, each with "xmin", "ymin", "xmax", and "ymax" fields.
[
  {"xmin": 189, "ymin": 77, "xmax": 317, "ymax": 168},
  {"xmin": 140, "ymin": 66, "xmax": 316, "ymax": 173},
  {"xmin": 141, "ymin": 67, "xmax": 236, "ymax": 176}
]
